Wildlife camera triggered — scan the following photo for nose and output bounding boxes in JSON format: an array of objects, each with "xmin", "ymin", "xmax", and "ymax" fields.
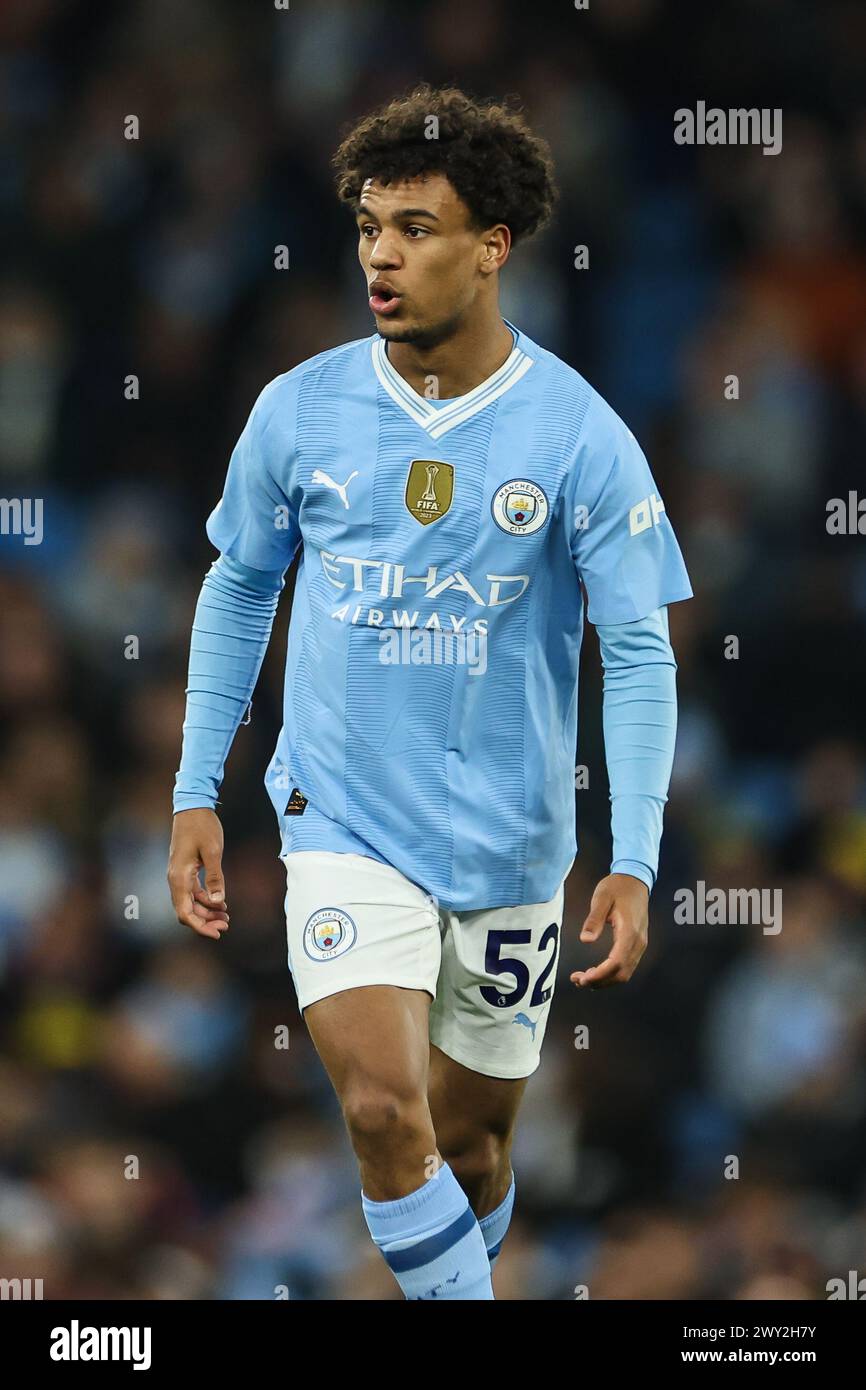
[{"xmin": 369, "ymin": 230, "xmax": 402, "ymax": 270}]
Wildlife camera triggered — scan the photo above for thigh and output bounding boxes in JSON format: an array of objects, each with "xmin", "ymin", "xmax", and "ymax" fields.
[
  {"xmin": 306, "ymin": 984, "xmax": 433, "ymax": 1102},
  {"xmin": 429, "ymin": 881, "xmax": 565, "ymax": 1081},
  {"xmin": 282, "ymin": 850, "xmax": 443, "ymax": 1095},
  {"xmin": 428, "ymin": 1042, "xmax": 528, "ymax": 1153}
]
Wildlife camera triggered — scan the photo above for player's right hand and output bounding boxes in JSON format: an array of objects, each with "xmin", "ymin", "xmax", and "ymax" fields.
[{"xmin": 167, "ymin": 808, "xmax": 230, "ymax": 940}]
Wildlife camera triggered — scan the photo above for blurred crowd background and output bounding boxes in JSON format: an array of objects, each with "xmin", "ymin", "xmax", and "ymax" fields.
[{"xmin": 1, "ymin": 0, "xmax": 865, "ymax": 1300}]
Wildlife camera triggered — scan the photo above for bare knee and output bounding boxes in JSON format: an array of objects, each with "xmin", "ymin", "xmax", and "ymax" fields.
[
  {"xmin": 343, "ymin": 1085, "xmax": 429, "ymax": 1151},
  {"xmin": 441, "ymin": 1128, "xmax": 511, "ymax": 1211}
]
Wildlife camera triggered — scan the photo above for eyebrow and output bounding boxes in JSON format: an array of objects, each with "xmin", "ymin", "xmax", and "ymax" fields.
[{"xmin": 356, "ymin": 203, "xmax": 440, "ymax": 222}]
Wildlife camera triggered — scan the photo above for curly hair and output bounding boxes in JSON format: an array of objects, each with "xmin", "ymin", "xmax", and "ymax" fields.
[{"xmin": 332, "ymin": 84, "xmax": 558, "ymax": 246}]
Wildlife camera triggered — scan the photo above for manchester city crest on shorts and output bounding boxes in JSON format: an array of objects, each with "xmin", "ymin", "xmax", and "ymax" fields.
[
  {"xmin": 303, "ymin": 907, "xmax": 358, "ymax": 962},
  {"xmin": 491, "ymin": 479, "xmax": 549, "ymax": 535}
]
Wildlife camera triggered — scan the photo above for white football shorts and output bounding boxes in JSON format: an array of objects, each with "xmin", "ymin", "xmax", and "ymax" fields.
[{"xmin": 280, "ymin": 850, "xmax": 565, "ymax": 1080}]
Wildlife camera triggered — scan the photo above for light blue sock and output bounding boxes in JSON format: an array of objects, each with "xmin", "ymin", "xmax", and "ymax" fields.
[
  {"xmin": 479, "ymin": 1170, "xmax": 515, "ymax": 1269},
  {"xmin": 362, "ymin": 1161, "xmax": 495, "ymax": 1300}
]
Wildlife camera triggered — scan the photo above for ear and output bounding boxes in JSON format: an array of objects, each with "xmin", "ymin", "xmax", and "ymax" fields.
[{"xmin": 479, "ymin": 224, "xmax": 511, "ymax": 276}]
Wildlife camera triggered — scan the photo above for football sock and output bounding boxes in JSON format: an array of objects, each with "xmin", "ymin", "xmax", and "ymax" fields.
[
  {"xmin": 479, "ymin": 1169, "xmax": 515, "ymax": 1269},
  {"xmin": 362, "ymin": 1160, "xmax": 495, "ymax": 1300}
]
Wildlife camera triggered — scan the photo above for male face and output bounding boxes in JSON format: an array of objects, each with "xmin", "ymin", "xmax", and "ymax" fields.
[{"xmin": 356, "ymin": 173, "xmax": 498, "ymax": 349}]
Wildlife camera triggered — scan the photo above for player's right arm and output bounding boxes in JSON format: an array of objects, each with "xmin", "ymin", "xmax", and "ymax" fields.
[{"xmin": 168, "ymin": 378, "xmax": 301, "ymax": 938}]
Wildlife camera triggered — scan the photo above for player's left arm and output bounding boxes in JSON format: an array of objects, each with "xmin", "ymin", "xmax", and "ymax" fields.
[
  {"xmin": 571, "ymin": 606, "xmax": 677, "ymax": 989},
  {"xmin": 566, "ymin": 390, "xmax": 693, "ymax": 988}
]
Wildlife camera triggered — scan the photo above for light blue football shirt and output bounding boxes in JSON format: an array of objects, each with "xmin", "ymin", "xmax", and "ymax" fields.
[{"xmin": 205, "ymin": 320, "xmax": 693, "ymax": 909}]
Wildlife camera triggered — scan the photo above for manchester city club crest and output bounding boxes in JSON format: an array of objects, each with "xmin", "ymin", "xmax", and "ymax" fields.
[
  {"xmin": 491, "ymin": 478, "xmax": 549, "ymax": 535},
  {"xmin": 302, "ymin": 906, "xmax": 358, "ymax": 962}
]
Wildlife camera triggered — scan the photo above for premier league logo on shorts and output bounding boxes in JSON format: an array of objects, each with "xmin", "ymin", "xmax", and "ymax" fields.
[
  {"xmin": 303, "ymin": 907, "xmax": 358, "ymax": 961},
  {"xmin": 491, "ymin": 479, "xmax": 549, "ymax": 535}
]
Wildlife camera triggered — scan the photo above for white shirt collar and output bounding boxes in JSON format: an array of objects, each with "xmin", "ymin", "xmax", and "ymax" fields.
[{"xmin": 371, "ymin": 320, "xmax": 533, "ymax": 439}]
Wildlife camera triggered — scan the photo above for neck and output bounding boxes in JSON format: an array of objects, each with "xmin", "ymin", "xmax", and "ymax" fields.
[{"xmin": 385, "ymin": 306, "xmax": 514, "ymax": 399}]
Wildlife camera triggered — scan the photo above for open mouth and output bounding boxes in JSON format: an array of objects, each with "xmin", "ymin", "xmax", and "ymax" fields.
[{"xmin": 369, "ymin": 283, "xmax": 402, "ymax": 315}]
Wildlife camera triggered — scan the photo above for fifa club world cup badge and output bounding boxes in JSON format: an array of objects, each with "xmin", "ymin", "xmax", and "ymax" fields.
[{"xmin": 405, "ymin": 458, "xmax": 454, "ymax": 525}]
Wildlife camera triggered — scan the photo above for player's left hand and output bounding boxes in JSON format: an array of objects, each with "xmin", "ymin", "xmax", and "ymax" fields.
[{"xmin": 571, "ymin": 873, "xmax": 649, "ymax": 989}]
